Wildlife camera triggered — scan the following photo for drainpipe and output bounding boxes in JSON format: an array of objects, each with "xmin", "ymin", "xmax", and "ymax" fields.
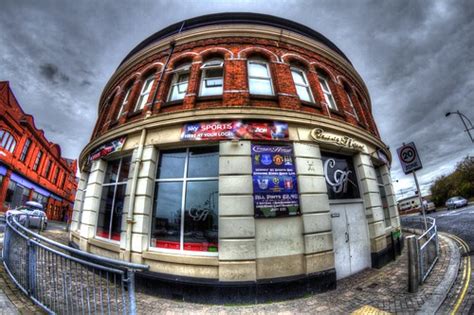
[{"xmin": 125, "ymin": 128, "xmax": 147, "ymax": 262}]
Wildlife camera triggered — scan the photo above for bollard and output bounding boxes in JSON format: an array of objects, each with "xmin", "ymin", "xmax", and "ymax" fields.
[{"xmin": 407, "ymin": 235, "xmax": 419, "ymax": 293}]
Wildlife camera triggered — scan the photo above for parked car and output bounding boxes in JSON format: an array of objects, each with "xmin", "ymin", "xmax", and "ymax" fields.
[
  {"xmin": 445, "ymin": 196, "xmax": 468, "ymax": 210},
  {"xmin": 420, "ymin": 200, "xmax": 436, "ymax": 214},
  {"xmin": 6, "ymin": 201, "xmax": 48, "ymax": 230}
]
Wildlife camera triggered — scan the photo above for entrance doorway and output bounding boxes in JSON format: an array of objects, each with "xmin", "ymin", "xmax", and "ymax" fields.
[{"xmin": 330, "ymin": 201, "xmax": 370, "ymax": 280}]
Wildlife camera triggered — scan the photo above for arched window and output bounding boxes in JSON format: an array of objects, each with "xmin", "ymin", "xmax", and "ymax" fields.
[
  {"xmin": 0, "ymin": 130, "xmax": 17, "ymax": 153},
  {"xmin": 167, "ymin": 63, "xmax": 191, "ymax": 102},
  {"xmin": 291, "ymin": 67, "xmax": 314, "ymax": 103},
  {"xmin": 248, "ymin": 58, "xmax": 273, "ymax": 96},
  {"xmin": 344, "ymin": 84, "xmax": 359, "ymax": 121},
  {"xmin": 317, "ymin": 71, "xmax": 338, "ymax": 110},
  {"xmin": 116, "ymin": 86, "xmax": 131, "ymax": 120},
  {"xmin": 199, "ymin": 59, "xmax": 224, "ymax": 96},
  {"xmin": 134, "ymin": 74, "xmax": 155, "ymax": 111}
]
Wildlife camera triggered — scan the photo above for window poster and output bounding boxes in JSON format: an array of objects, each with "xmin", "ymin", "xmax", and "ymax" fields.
[
  {"xmin": 321, "ymin": 153, "xmax": 360, "ymax": 199},
  {"xmin": 251, "ymin": 144, "xmax": 300, "ymax": 218}
]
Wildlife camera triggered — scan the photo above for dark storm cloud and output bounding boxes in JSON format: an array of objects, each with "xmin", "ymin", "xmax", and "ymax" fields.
[
  {"xmin": 0, "ymin": 0, "xmax": 472, "ymax": 192},
  {"xmin": 39, "ymin": 63, "xmax": 70, "ymax": 83}
]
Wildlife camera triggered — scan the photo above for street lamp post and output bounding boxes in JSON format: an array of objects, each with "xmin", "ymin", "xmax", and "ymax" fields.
[{"xmin": 445, "ymin": 110, "xmax": 474, "ymax": 143}]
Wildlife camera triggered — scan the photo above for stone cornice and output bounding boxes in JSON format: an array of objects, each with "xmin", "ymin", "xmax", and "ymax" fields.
[{"xmin": 79, "ymin": 107, "xmax": 390, "ymax": 168}]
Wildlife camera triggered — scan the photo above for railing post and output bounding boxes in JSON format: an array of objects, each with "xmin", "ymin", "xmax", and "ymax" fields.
[
  {"xmin": 407, "ymin": 235, "xmax": 419, "ymax": 293},
  {"xmin": 27, "ymin": 240, "xmax": 37, "ymax": 296},
  {"xmin": 128, "ymin": 270, "xmax": 137, "ymax": 315}
]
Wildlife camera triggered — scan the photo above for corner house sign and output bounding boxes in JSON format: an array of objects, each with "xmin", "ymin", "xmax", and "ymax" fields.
[
  {"xmin": 89, "ymin": 137, "xmax": 126, "ymax": 161},
  {"xmin": 311, "ymin": 128, "xmax": 365, "ymax": 151},
  {"xmin": 181, "ymin": 121, "xmax": 288, "ymax": 141}
]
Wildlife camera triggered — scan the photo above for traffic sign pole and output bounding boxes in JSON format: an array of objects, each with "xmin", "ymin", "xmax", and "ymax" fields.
[{"xmin": 413, "ymin": 170, "xmax": 427, "ymax": 230}]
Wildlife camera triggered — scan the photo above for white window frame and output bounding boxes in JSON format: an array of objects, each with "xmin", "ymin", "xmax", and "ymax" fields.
[
  {"xmin": 199, "ymin": 59, "xmax": 224, "ymax": 96},
  {"xmin": 248, "ymin": 59, "xmax": 274, "ymax": 96},
  {"xmin": 167, "ymin": 64, "xmax": 191, "ymax": 102},
  {"xmin": 345, "ymin": 89, "xmax": 359, "ymax": 121},
  {"xmin": 318, "ymin": 74, "xmax": 338, "ymax": 111},
  {"xmin": 134, "ymin": 75, "xmax": 155, "ymax": 111},
  {"xmin": 291, "ymin": 67, "xmax": 314, "ymax": 103},
  {"xmin": 116, "ymin": 87, "xmax": 131, "ymax": 120},
  {"xmin": 151, "ymin": 147, "xmax": 219, "ymax": 257},
  {"xmin": 96, "ymin": 156, "xmax": 130, "ymax": 243}
]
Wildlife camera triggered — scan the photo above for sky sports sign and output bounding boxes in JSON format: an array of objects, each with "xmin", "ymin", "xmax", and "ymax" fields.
[
  {"xmin": 251, "ymin": 144, "xmax": 300, "ymax": 218},
  {"xmin": 180, "ymin": 121, "xmax": 288, "ymax": 141}
]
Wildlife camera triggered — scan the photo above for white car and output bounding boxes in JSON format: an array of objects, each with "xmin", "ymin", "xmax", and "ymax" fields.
[
  {"xmin": 445, "ymin": 196, "xmax": 468, "ymax": 210},
  {"xmin": 6, "ymin": 201, "xmax": 48, "ymax": 230}
]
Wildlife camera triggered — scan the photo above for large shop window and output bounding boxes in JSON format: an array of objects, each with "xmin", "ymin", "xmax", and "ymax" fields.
[
  {"xmin": 321, "ymin": 153, "xmax": 360, "ymax": 199},
  {"xmin": 375, "ymin": 167, "xmax": 391, "ymax": 227},
  {"xmin": 248, "ymin": 59, "xmax": 273, "ymax": 96},
  {"xmin": 151, "ymin": 147, "xmax": 219, "ymax": 253},
  {"xmin": 199, "ymin": 59, "xmax": 224, "ymax": 96},
  {"xmin": 97, "ymin": 156, "xmax": 131, "ymax": 241}
]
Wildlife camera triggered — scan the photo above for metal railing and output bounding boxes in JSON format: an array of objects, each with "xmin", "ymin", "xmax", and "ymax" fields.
[
  {"xmin": 2, "ymin": 214, "xmax": 148, "ymax": 314},
  {"xmin": 403, "ymin": 216, "xmax": 439, "ymax": 292}
]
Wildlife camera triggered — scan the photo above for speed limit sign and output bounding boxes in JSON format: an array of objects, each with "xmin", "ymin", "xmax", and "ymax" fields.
[{"xmin": 397, "ymin": 142, "xmax": 423, "ymax": 174}]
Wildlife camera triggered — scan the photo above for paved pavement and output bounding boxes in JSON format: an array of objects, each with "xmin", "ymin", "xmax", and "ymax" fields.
[
  {"xmin": 0, "ymin": 218, "xmax": 468, "ymax": 314},
  {"xmin": 402, "ymin": 203, "xmax": 474, "ymax": 314}
]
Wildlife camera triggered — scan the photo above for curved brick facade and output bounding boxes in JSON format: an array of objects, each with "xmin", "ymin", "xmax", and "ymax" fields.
[{"xmin": 71, "ymin": 14, "xmax": 400, "ymax": 303}]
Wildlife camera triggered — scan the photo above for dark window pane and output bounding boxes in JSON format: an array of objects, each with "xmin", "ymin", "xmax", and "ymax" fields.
[
  {"xmin": 119, "ymin": 156, "xmax": 131, "ymax": 182},
  {"xmin": 151, "ymin": 182, "xmax": 183, "ymax": 249},
  {"xmin": 157, "ymin": 150, "xmax": 186, "ymax": 179},
  {"xmin": 321, "ymin": 153, "xmax": 360, "ymax": 199},
  {"xmin": 97, "ymin": 185, "xmax": 115, "ymax": 239},
  {"xmin": 104, "ymin": 159, "xmax": 120, "ymax": 183},
  {"xmin": 187, "ymin": 147, "xmax": 219, "ymax": 178},
  {"xmin": 110, "ymin": 184, "xmax": 125, "ymax": 240},
  {"xmin": 183, "ymin": 181, "xmax": 218, "ymax": 252}
]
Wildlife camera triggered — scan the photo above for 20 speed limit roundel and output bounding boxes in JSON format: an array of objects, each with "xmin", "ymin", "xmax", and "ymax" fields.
[{"xmin": 399, "ymin": 146, "xmax": 416, "ymax": 164}]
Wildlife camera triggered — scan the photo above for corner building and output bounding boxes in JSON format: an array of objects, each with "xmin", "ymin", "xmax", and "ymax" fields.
[{"xmin": 70, "ymin": 13, "xmax": 402, "ymax": 302}]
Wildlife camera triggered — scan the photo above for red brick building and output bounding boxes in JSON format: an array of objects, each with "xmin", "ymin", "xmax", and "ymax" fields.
[{"xmin": 0, "ymin": 81, "xmax": 78, "ymax": 221}]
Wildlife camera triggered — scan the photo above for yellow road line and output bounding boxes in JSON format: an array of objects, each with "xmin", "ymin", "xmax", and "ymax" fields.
[{"xmin": 448, "ymin": 234, "xmax": 471, "ymax": 315}]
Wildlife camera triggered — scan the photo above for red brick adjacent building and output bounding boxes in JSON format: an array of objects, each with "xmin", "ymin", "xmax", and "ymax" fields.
[{"xmin": 0, "ymin": 81, "xmax": 78, "ymax": 221}]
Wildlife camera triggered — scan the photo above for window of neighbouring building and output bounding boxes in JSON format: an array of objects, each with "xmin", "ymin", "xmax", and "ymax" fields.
[
  {"xmin": 375, "ymin": 167, "xmax": 391, "ymax": 227},
  {"xmin": 44, "ymin": 160, "xmax": 52, "ymax": 179},
  {"xmin": 0, "ymin": 130, "xmax": 17, "ymax": 153},
  {"xmin": 248, "ymin": 59, "xmax": 274, "ymax": 96},
  {"xmin": 199, "ymin": 59, "xmax": 224, "ymax": 97},
  {"xmin": 291, "ymin": 67, "xmax": 314, "ymax": 103},
  {"xmin": 167, "ymin": 63, "xmax": 191, "ymax": 102},
  {"xmin": 96, "ymin": 156, "xmax": 131, "ymax": 241},
  {"xmin": 134, "ymin": 74, "xmax": 155, "ymax": 111},
  {"xmin": 33, "ymin": 151, "xmax": 43, "ymax": 171},
  {"xmin": 19, "ymin": 139, "xmax": 31, "ymax": 162},
  {"xmin": 151, "ymin": 147, "xmax": 219, "ymax": 253},
  {"xmin": 317, "ymin": 72, "xmax": 338, "ymax": 111}
]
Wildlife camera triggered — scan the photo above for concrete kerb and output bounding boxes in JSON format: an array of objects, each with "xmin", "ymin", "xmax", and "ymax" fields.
[{"xmin": 402, "ymin": 227, "xmax": 461, "ymax": 314}]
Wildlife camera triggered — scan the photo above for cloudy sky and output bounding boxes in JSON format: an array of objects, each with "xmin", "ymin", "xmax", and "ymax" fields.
[{"xmin": 1, "ymin": 0, "xmax": 473, "ymax": 198}]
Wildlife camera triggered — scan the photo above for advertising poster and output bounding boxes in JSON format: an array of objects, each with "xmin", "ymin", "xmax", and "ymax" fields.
[
  {"xmin": 251, "ymin": 144, "xmax": 300, "ymax": 218},
  {"xmin": 181, "ymin": 121, "xmax": 288, "ymax": 141},
  {"xmin": 89, "ymin": 137, "xmax": 126, "ymax": 161}
]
